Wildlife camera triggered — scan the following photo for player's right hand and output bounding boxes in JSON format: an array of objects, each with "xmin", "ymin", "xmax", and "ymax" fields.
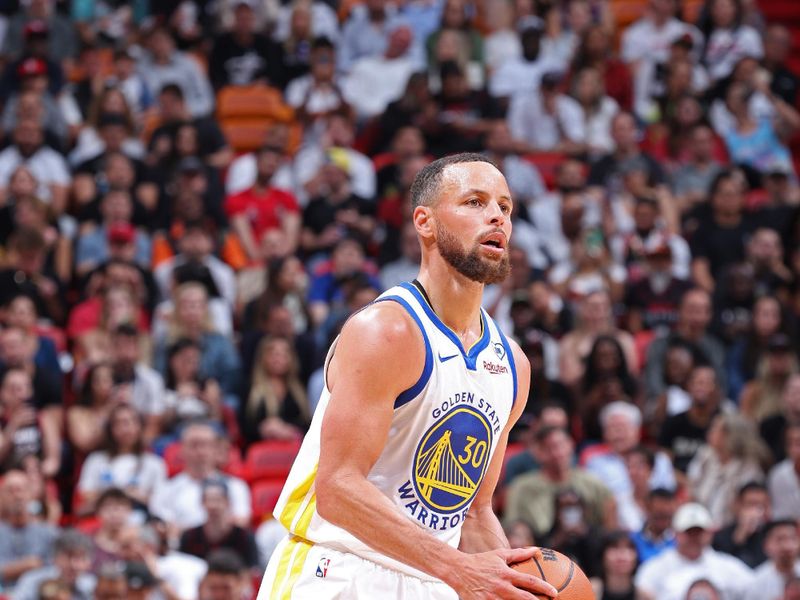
[{"xmin": 450, "ymin": 547, "xmax": 558, "ymax": 600}]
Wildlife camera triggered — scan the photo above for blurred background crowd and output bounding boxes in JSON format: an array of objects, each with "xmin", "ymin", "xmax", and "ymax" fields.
[{"xmin": 0, "ymin": 0, "xmax": 798, "ymax": 598}]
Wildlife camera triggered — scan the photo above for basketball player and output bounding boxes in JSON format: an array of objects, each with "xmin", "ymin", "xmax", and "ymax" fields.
[{"xmin": 258, "ymin": 154, "xmax": 557, "ymax": 599}]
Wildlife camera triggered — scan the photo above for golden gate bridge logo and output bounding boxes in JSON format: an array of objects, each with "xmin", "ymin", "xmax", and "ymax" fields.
[{"xmin": 412, "ymin": 407, "xmax": 493, "ymax": 513}]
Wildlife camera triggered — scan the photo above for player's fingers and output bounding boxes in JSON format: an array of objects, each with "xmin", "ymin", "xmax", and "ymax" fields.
[
  {"xmin": 499, "ymin": 546, "xmax": 539, "ymax": 564},
  {"xmin": 507, "ymin": 570, "xmax": 558, "ymax": 599}
]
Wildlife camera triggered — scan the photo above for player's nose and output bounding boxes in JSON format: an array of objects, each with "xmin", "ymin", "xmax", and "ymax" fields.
[{"xmin": 485, "ymin": 199, "xmax": 506, "ymax": 225}]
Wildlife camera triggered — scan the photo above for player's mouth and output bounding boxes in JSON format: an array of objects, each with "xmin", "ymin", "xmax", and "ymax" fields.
[{"xmin": 479, "ymin": 232, "xmax": 507, "ymax": 256}]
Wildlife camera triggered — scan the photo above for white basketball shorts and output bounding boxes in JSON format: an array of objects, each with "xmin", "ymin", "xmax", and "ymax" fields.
[{"xmin": 257, "ymin": 535, "xmax": 459, "ymax": 599}]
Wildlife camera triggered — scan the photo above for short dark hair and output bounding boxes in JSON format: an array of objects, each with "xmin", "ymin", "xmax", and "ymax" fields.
[
  {"xmin": 205, "ymin": 549, "xmax": 245, "ymax": 575},
  {"xmin": 312, "ymin": 36, "xmax": 335, "ymax": 51},
  {"xmin": 159, "ymin": 83, "xmax": 184, "ymax": 100},
  {"xmin": 96, "ymin": 487, "xmax": 133, "ymax": 511},
  {"xmin": 737, "ymin": 481, "xmax": 768, "ymax": 499},
  {"xmin": 534, "ymin": 425, "xmax": 570, "ymax": 444},
  {"xmin": 409, "ymin": 153, "xmax": 498, "ymax": 209},
  {"xmin": 763, "ymin": 518, "xmax": 798, "ymax": 539},
  {"xmin": 625, "ymin": 445, "xmax": 656, "ymax": 469},
  {"xmin": 648, "ymin": 487, "xmax": 676, "ymax": 502}
]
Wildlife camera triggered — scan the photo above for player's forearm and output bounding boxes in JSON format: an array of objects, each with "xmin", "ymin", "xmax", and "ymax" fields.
[
  {"xmin": 316, "ymin": 472, "xmax": 466, "ymax": 586},
  {"xmin": 459, "ymin": 505, "xmax": 510, "ymax": 554}
]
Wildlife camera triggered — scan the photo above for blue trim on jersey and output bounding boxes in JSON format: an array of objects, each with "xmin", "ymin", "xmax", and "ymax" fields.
[
  {"xmin": 399, "ymin": 282, "xmax": 490, "ymax": 371},
  {"xmin": 496, "ymin": 325, "xmax": 518, "ymax": 408},
  {"xmin": 376, "ymin": 295, "xmax": 434, "ymax": 409}
]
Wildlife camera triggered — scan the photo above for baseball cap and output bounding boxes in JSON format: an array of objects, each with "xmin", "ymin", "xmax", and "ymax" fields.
[
  {"xmin": 672, "ymin": 502, "xmax": 713, "ymax": 532},
  {"xmin": 326, "ymin": 147, "xmax": 351, "ymax": 174},
  {"xmin": 17, "ymin": 57, "xmax": 47, "ymax": 78},
  {"xmin": 24, "ymin": 20, "xmax": 49, "ymax": 38},
  {"xmin": 107, "ymin": 222, "xmax": 135, "ymax": 245}
]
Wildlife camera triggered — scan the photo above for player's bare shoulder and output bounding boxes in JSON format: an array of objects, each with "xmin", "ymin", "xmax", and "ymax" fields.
[
  {"xmin": 505, "ymin": 335, "xmax": 531, "ymax": 419},
  {"xmin": 327, "ymin": 300, "xmax": 426, "ymax": 393}
]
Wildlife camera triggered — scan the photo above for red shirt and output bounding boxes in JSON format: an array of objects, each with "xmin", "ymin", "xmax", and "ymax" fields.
[{"xmin": 224, "ymin": 186, "xmax": 299, "ymax": 242}]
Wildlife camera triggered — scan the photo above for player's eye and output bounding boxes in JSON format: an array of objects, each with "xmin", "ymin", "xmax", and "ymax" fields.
[
  {"xmin": 466, "ymin": 197, "xmax": 481, "ymax": 206},
  {"xmin": 500, "ymin": 203, "xmax": 511, "ymax": 214}
]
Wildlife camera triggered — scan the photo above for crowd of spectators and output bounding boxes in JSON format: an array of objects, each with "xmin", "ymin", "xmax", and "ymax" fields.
[{"xmin": 0, "ymin": 0, "xmax": 798, "ymax": 598}]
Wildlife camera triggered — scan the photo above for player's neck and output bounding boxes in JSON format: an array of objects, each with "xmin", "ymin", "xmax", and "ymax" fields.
[{"xmin": 416, "ymin": 263, "xmax": 484, "ymax": 340}]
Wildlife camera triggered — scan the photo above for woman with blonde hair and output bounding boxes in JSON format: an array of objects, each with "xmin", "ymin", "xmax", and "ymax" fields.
[
  {"xmin": 687, "ymin": 413, "xmax": 771, "ymax": 525},
  {"xmin": 242, "ymin": 336, "xmax": 309, "ymax": 445}
]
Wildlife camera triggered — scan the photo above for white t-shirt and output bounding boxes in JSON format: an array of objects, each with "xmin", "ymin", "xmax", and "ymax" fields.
[
  {"xmin": 489, "ymin": 55, "xmax": 562, "ymax": 98},
  {"xmin": 77, "ymin": 451, "xmax": 167, "ymax": 499},
  {"xmin": 636, "ymin": 547, "xmax": 754, "ymax": 600},
  {"xmin": 342, "ymin": 55, "xmax": 415, "ymax": 119},
  {"xmin": 0, "ymin": 145, "xmax": 70, "ymax": 202},
  {"xmin": 747, "ymin": 560, "xmax": 800, "ymax": 600},
  {"xmin": 148, "ymin": 471, "xmax": 252, "ymax": 530},
  {"xmin": 704, "ymin": 26, "xmax": 764, "ymax": 81},
  {"xmin": 507, "ymin": 92, "xmax": 585, "ymax": 151},
  {"xmin": 156, "ymin": 551, "xmax": 207, "ymax": 600},
  {"xmin": 285, "ymin": 75, "xmax": 345, "ymax": 115},
  {"xmin": 583, "ymin": 96, "xmax": 620, "ymax": 155},
  {"xmin": 621, "ymin": 17, "xmax": 701, "ymax": 65}
]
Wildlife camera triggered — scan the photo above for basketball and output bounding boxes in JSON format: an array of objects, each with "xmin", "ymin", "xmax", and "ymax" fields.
[{"xmin": 512, "ymin": 548, "xmax": 595, "ymax": 599}]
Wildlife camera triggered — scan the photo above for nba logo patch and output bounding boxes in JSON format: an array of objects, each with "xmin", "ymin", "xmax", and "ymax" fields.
[
  {"xmin": 493, "ymin": 342, "xmax": 505, "ymax": 360},
  {"xmin": 316, "ymin": 557, "xmax": 330, "ymax": 578}
]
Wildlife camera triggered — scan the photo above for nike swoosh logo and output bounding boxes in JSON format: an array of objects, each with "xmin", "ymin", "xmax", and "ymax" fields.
[{"xmin": 438, "ymin": 353, "xmax": 459, "ymax": 363}]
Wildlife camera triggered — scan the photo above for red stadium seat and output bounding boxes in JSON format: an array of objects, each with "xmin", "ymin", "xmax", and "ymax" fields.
[
  {"xmin": 523, "ymin": 152, "xmax": 568, "ymax": 190},
  {"xmin": 244, "ymin": 439, "xmax": 302, "ymax": 483},
  {"xmin": 251, "ymin": 478, "xmax": 287, "ymax": 524}
]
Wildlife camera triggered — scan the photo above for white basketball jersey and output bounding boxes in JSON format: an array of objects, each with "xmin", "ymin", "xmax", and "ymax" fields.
[{"xmin": 271, "ymin": 282, "xmax": 519, "ymax": 580}]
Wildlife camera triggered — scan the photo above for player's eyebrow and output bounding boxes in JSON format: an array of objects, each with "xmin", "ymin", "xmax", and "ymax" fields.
[{"xmin": 463, "ymin": 189, "xmax": 513, "ymax": 203}]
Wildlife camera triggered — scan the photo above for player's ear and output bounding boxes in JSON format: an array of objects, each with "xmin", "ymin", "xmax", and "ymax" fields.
[{"xmin": 413, "ymin": 205, "xmax": 435, "ymax": 240}]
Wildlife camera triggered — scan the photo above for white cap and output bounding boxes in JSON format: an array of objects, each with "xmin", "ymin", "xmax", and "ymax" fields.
[{"xmin": 672, "ymin": 503, "xmax": 713, "ymax": 532}]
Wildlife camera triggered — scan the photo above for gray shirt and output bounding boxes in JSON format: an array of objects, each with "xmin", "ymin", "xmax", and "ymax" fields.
[
  {"xmin": 768, "ymin": 459, "xmax": 800, "ymax": 521},
  {"xmin": 0, "ymin": 521, "xmax": 57, "ymax": 588},
  {"xmin": 11, "ymin": 566, "xmax": 95, "ymax": 600}
]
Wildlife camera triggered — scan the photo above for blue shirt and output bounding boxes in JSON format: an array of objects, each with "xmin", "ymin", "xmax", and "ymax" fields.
[
  {"xmin": 631, "ymin": 528, "xmax": 676, "ymax": 563},
  {"xmin": 724, "ymin": 118, "xmax": 793, "ymax": 174}
]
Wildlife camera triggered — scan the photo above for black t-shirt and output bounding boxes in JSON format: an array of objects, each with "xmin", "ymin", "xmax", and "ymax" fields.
[
  {"xmin": 428, "ymin": 91, "xmax": 502, "ymax": 155},
  {"xmin": 658, "ymin": 410, "xmax": 717, "ymax": 473},
  {"xmin": 302, "ymin": 194, "xmax": 375, "ymax": 255},
  {"xmin": 760, "ymin": 414, "xmax": 787, "ymax": 463},
  {"xmin": 690, "ymin": 215, "xmax": 754, "ymax": 280},
  {"xmin": 770, "ymin": 65, "xmax": 800, "ymax": 106},
  {"xmin": 148, "ymin": 117, "xmax": 228, "ymax": 160},
  {"xmin": 179, "ymin": 525, "xmax": 259, "ymax": 568},
  {"xmin": 0, "ymin": 412, "xmax": 42, "ymax": 472},
  {"xmin": 209, "ymin": 32, "xmax": 285, "ymax": 89},
  {"xmin": 712, "ymin": 523, "xmax": 767, "ymax": 568},
  {"xmin": 625, "ymin": 277, "xmax": 692, "ymax": 331}
]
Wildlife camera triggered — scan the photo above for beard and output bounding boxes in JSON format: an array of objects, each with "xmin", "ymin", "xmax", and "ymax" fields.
[{"xmin": 436, "ymin": 221, "xmax": 511, "ymax": 284}]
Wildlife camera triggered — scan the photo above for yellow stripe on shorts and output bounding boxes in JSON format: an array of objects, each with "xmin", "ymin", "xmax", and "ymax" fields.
[
  {"xmin": 281, "ymin": 538, "xmax": 313, "ymax": 599},
  {"xmin": 278, "ymin": 464, "xmax": 318, "ymax": 532},
  {"xmin": 269, "ymin": 536, "xmax": 314, "ymax": 599},
  {"xmin": 295, "ymin": 492, "xmax": 316, "ymax": 538}
]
